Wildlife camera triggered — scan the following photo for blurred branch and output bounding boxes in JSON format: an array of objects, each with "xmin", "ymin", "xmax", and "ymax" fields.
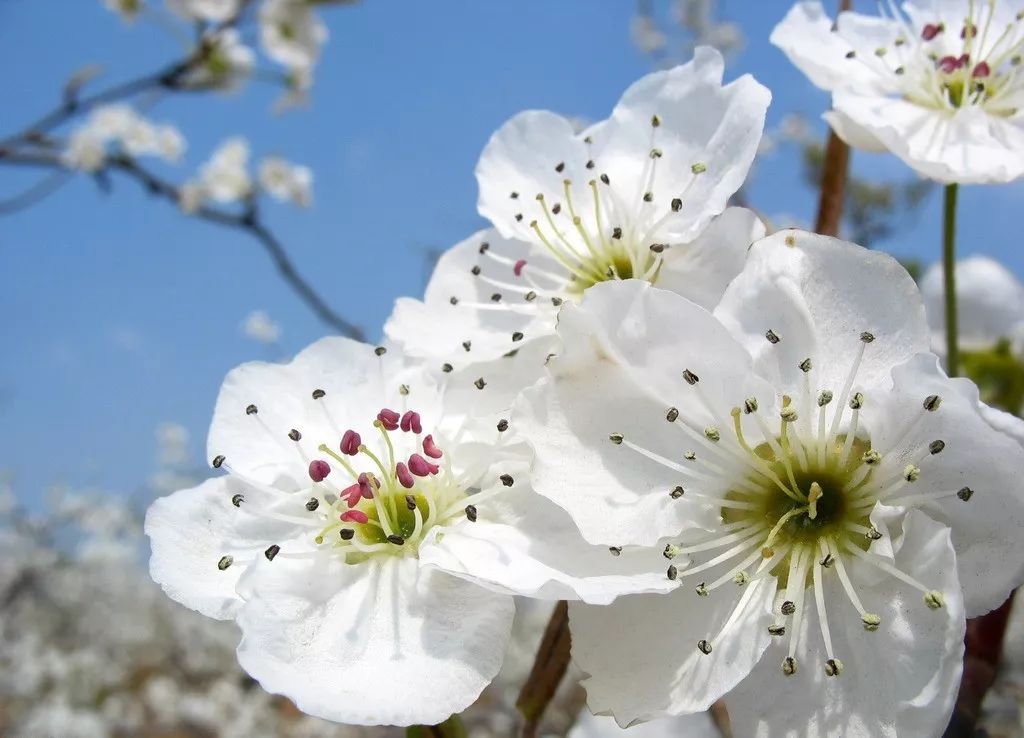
[
  {"xmin": 0, "ymin": 149, "xmax": 364, "ymax": 339},
  {"xmin": 813, "ymin": 0, "xmax": 852, "ymax": 236},
  {"xmin": 517, "ymin": 601, "xmax": 572, "ymax": 738},
  {"xmin": 0, "ymin": 171, "xmax": 73, "ymax": 215}
]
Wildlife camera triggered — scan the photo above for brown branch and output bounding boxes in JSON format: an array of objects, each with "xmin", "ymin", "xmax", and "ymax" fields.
[
  {"xmin": 0, "ymin": 149, "xmax": 364, "ymax": 339},
  {"xmin": 517, "ymin": 601, "xmax": 572, "ymax": 738},
  {"xmin": 813, "ymin": 0, "xmax": 853, "ymax": 237}
]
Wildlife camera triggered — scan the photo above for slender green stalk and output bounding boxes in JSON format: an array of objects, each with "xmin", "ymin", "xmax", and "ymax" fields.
[
  {"xmin": 406, "ymin": 715, "xmax": 468, "ymax": 738},
  {"xmin": 943, "ymin": 183, "xmax": 960, "ymax": 377}
]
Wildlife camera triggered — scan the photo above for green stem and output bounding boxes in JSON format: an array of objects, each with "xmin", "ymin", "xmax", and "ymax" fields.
[
  {"xmin": 406, "ymin": 715, "xmax": 468, "ymax": 738},
  {"xmin": 943, "ymin": 183, "xmax": 960, "ymax": 377}
]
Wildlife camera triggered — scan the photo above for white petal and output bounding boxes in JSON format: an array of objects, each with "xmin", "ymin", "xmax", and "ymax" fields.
[
  {"xmin": 868, "ymin": 353, "xmax": 1024, "ymax": 616},
  {"xmin": 516, "ymin": 280, "xmax": 775, "ymax": 546},
  {"xmin": 770, "ymin": 2, "xmax": 895, "ymax": 94},
  {"xmin": 586, "ymin": 46, "xmax": 771, "ymax": 242},
  {"xmin": 419, "ymin": 486, "xmax": 676, "ymax": 605},
  {"xmin": 654, "ymin": 206, "xmax": 764, "ymax": 310},
  {"xmin": 833, "ymin": 91, "xmax": 1024, "ymax": 184},
  {"xmin": 235, "ymin": 554, "xmax": 514, "ymax": 726},
  {"xmin": 385, "ymin": 228, "xmax": 559, "ymax": 366},
  {"xmin": 144, "ymin": 476, "xmax": 305, "ymax": 620},
  {"xmin": 822, "ymin": 108, "xmax": 889, "ymax": 153},
  {"xmin": 714, "ymin": 230, "xmax": 929, "ymax": 397},
  {"xmin": 570, "ymin": 573, "xmax": 775, "ymax": 725},
  {"xmin": 568, "ymin": 709, "xmax": 721, "ymax": 738},
  {"xmin": 207, "ymin": 337, "xmax": 441, "ymax": 484},
  {"xmin": 726, "ymin": 510, "xmax": 964, "ymax": 738},
  {"xmin": 921, "ymin": 255, "xmax": 1024, "ymax": 350}
]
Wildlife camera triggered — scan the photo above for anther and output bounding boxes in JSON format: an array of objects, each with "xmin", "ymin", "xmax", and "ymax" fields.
[
  {"xmin": 903, "ymin": 465, "xmax": 921, "ymax": 482},
  {"xmin": 585, "ymin": 159, "xmax": 595, "ymax": 169},
  {"xmin": 377, "ymin": 409, "xmax": 400, "ymax": 431},
  {"xmin": 849, "ymin": 392, "xmax": 864, "ymax": 410},
  {"xmin": 671, "ymin": 197, "xmax": 682, "ymax": 212},
  {"xmin": 862, "ymin": 449, "xmax": 881, "ymax": 465},
  {"xmin": 497, "ymin": 419, "xmax": 509, "ymax": 432},
  {"xmin": 845, "ymin": 49, "xmax": 856, "ymax": 58},
  {"xmin": 551, "ymin": 297, "xmax": 563, "ymax": 306},
  {"xmin": 818, "ymin": 390, "xmax": 833, "ymax": 407},
  {"xmin": 217, "ymin": 555, "xmax": 233, "ymax": 570},
  {"xmin": 929, "ymin": 440, "xmax": 945, "ymax": 455},
  {"xmin": 924, "ymin": 590, "xmax": 945, "ymax": 610},
  {"xmin": 649, "ymin": 243, "xmax": 666, "ymax": 253},
  {"xmin": 784, "ymin": 234, "xmax": 796, "ymax": 247},
  {"xmin": 442, "ymin": 363, "xmax": 453, "ymax": 373},
  {"xmin": 666, "ymin": 407, "xmax": 679, "ymax": 422},
  {"xmin": 400, "ymin": 410, "xmax": 423, "ymax": 434},
  {"xmin": 780, "ymin": 406, "xmax": 799, "ymax": 423},
  {"xmin": 500, "ymin": 474, "xmax": 514, "ymax": 487},
  {"xmin": 264, "ymin": 544, "xmax": 280, "ymax": 561},
  {"xmin": 491, "ymin": 293, "xmax": 502, "ymax": 302},
  {"xmin": 704, "ymin": 427, "xmax": 721, "ymax": 442},
  {"xmin": 862, "ymin": 613, "xmax": 881, "ymax": 631},
  {"xmin": 683, "ymin": 369, "xmax": 700, "ymax": 385},
  {"xmin": 612, "ymin": 226, "xmax": 623, "ymax": 239},
  {"xmin": 246, "ymin": 404, "xmax": 258, "ymax": 415},
  {"xmin": 663, "ymin": 544, "xmax": 679, "ymax": 559},
  {"xmin": 957, "ymin": 486, "xmax": 974, "ymax": 502},
  {"xmin": 684, "ymin": 450, "xmax": 696, "ymax": 460},
  {"xmin": 691, "ymin": 162, "xmax": 707, "ymax": 174},
  {"xmin": 743, "ymin": 397, "xmax": 758, "ymax": 414},
  {"xmin": 450, "ymin": 297, "xmax": 459, "ymax": 306},
  {"xmin": 734, "ymin": 571, "xmax": 750, "ymax": 585},
  {"xmin": 387, "ymin": 534, "xmax": 406, "ymax": 546},
  {"xmin": 288, "ymin": 428, "xmax": 302, "ymax": 441},
  {"xmin": 667, "ymin": 564, "xmax": 678, "ymax": 580},
  {"xmin": 212, "ymin": 455, "xmax": 226, "ymax": 468},
  {"xmin": 695, "ymin": 582, "xmax": 709, "ymax": 597},
  {"xmin": 512, "ymin": 331, "xmax": 524, "ymax": 342},
  {"xmin": 768, "ymin": 625, "xmax": 786, "ymax": 636},
  {"xmin": 651, "ymin": 114, "xmax": 661, "ymax": 127},
  {"xmin": 340, "ymin": 528, "xmax": 354, "ymax": 540},
  {"xmin": 923, "ymin": 395, "xmax": 942, "ymax": 411},
  {"xmin": 464, "ymin": 504, "xmax": 478, "ymax": 522},
  {"xmin": 670, "ymin": 486, "xmax": 685, "ymax": 499},
  {"xmin": 462, "ymin": 340, "xmax": 472, "ymax": 352},
  {"xmin": 609, "ymin": 546, "xmax": 622, "ymax": 556},
  {"xmin": 600, "ymin": 173, "xmax": 610, "ymax": 185},
  {"xmin": 643, "ymin": 192, "xmax": 653, "ymax": 202},
  {"xmin": 782, "ymin": 657, "xmax": 797, "ymax": 676},
  {"xmin": 555, "ymin": 162, "xmax": 565, "ymax": 173},
  {"xmin": 524, "ymin": 291, "xmax": 537, "ymax": 302},
  {"xmin": 799, "ymin": 358, "xmax": 813, "ymax": 373},
  {"xmin": 765, "ymin": 329, "xmax": 780, "ymax": 344},
  {"xmin": 340, "ymin": 509, "xmax": 369, "ymax": 524},
  {"xmin": 478, "ymin": 241, "xmax": 490, "ymax": 254},
  {"xmin": 471, "ymin": 265, "xmax": 481, "ymax": 276},
  {"xmin": 312, "ymin": 389, "xmax": 326, "ymax": 400},
  {"xmin": 820, "ymin": 553, "xmax": 835, "ymax": 568},
  {"xmin": 374, "ymin": 346, "xmax": 387, "ymax": 357},
  {"xmin": 396, "ymin": 462, "xmax": 414, "ymax": 489},
  {"xmin": 824, "ymin": 658, "xmax": 843, "ymax": 677},
  {"xmin": 341, "ymin": 429, "xmax": 362, "ymax": 455},
  {"xmin": 231, "ymin": 493, "xmax": 244, "ymax": 507},
  {"xmin": 697, "ymin": 640, "xmax": 713, "ymax": 655},
  {"xmin": 649, "ymin": 148, "xmax": 662, "ymax": 159},
  {"xmin": 609, "ymin": 432, "xmax": 624, "ymax": 445},
  {"xmin": 866, "ymin": 527, "xmax": 883, "ymax": 541},
  {"xmin": 551, "ymin": 203, "xmax": 561, "ymax": 215},
  {"xmin": 474, "ymin": 377, "xmax": 487, "ymax": 390},
  {"xmin": 510, "ymin": 191, "xmax": 519, "ymax": 199},
  {"xmin": 305, "ymin": 497, "xmax": 320, "ymax": 511},
  {"xmin": 781, "ymin": 600, "xmax": 796, "ymax": 616}
]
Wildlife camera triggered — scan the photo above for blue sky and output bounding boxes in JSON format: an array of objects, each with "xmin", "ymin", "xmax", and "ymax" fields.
[{"xmin": 2, "ymin": 0, "xmax": 1022, "ymax": 503}]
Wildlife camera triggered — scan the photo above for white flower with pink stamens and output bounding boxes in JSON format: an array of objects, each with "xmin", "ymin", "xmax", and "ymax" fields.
[
  {"xmin": 514, "ymin": 231, "xmax": 1024, "ymax": 734},
  {"xmin": 386, "ymin": 47, "xmax": 770, "ymax": 375},
  {"xmin": 772, "ymin": 1, "xmax": 1024, "ymax": 183},
  {"xmin": 144, "ymin": 337, "xmax": 671, "ymax": 726}
]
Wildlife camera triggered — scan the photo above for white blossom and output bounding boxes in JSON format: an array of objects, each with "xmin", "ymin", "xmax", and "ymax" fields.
[
  {"xmin": 386, "ymin": 48, "xmax": 770, "ymax": 385},
  {"xmin": 166, "ymin": 0, "xmax": 240, "ymax": 22},
  {"xmin": 514, "ymin": 230, "xmax": 1024, "ymax": 734},
  {"xmin": 62, "ymin": 129, "xmax": 106, "ymax": 172},
  {"xmin": 199, "ymin": 137, "xmax": 252, "ymax": 203},
  {"xmin": 189, "ymin": 29, "xmax": 256, "ymax": 90},
  {"xmin": 242, "ymin": 309, "xmax": 282, "ymax": 344},
  {"xmin": 178, "ymin": 180, "xmax": 205, "ymax": 214},
  {"xmin": 259, "ymin": 156, "xmax": 313, "ymax": 207},
  {"xmin": 259, "ymin": 0, "xmax": 328, "ymax": 72},
  {"xmin": 772, "ymin": 1, "xmax": 1024, "ymax": 184}
]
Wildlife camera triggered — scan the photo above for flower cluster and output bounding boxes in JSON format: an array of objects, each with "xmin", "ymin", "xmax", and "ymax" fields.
[
  {"xmin": 141, "ymin": 18, "xmax": 1024, "ymax": 738},
  {"xmin": 62, "ymin": 105, "xmax": 184, "ymax": 173}
]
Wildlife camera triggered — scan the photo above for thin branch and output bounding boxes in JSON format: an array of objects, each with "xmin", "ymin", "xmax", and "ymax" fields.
[
  {"xmin": 0, "ymin": 150, "xmax": 364, "ymax": 339},
  {"xmin": 813, "ymin": 0, "xmax": 853, "ymax": 237},
  {"xmin": 0, "ymin": 171, "xmax": 73, "ymax": 214},
  {"xmin": 517, "ymin": 601, "xmax": 572, "ymax": 738}
]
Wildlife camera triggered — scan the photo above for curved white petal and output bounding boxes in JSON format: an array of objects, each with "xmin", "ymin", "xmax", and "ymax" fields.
[
  {"xmin": 568, "ymin": 709, "xmax": 721, "ymax": 738},
  {"xmin": 654, "ymin": 206, "xmax": 764, "ymax": 310},
  {"xmin": 570, "ymin": 573, "xmax": 775, "ymax": 725},
  {"xmin": 725, "ymin": 510, "xmax": 964, "ymax": 738},
  {"xmin": 833, "ymin": 91, "xmax": 1024, "ymax": 184},
  {"xmin": 145, "ymin": 476, "xmax": 308, "ymax": 620},
  {"xmin": 235, "ymin": 554, "xmax": 514, "ymax": 726},
  {"xmin": 822, "ymin": 108, "xmax": 889, "ymax": 152},
  {"xmin": 867, "ymin": 354, "xmax": 1024, "ymax": 616},
  {"xmin": 207, "ymin": 337, "xmax": 442, "ymax": 484},
  {"xmin": 714, "ymin": 230, "xmax": 929, "ymax": 398},
  {"xmin": 419, "ymin": 485, "xmax": 676, "ymax": 605},
  {"xmin": 516, "ymin": 280, "xmax": 776, "ymax": 546}
]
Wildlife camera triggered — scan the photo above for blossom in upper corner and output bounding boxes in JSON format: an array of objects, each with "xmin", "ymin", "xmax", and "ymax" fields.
[
  {"xmin": 259, "ymin": 0, "xmax": 328, "ymax": 72},
  {"xmin": 514, "ymin": 231, "xmax": 1024, "ymax": 734},
  {"xmin": 144, "ymin": 338, "xmax": 669, "ymax": 725},
  {"xmin": 258, "ymin": 157, "xmax": 313, "ymax": 207},
  {"xmin": 166, "ymin": 0, "xmax": 240, "ymax": 23},
  {"xmin": 186, "ymin": 29, "xmax": 255, "ymax": 91},
  {"xmin": 102, "ymin": 0, "xmax": 143, "ymax": 22},
  {"xmin": 772, "ymin": 2, "xmax": 1024, "ymax": 184},
  {"xmin": 386, "ymin": 47, "xmax": 770, "ymax": 374},
  {"xmin": 199, "ymin": 137, "xmax": 252, "ymax": 203}
]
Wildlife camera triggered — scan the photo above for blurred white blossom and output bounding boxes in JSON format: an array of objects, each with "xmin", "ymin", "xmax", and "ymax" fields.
[
  {"xmin": 189, "ymin": 28, "xmax": 257, "ymax": 90},
  {"xmin": 61, "ymin": 130, "xmax": 106, "ymax": 172},
  {"xmin": 167, "ymin": 0, "xmax": 240, "ymax": 22},
  {"xmin": 242, "ymin": 309, "xmax": 282, "ymax": 344},
  {"xmin": 259, "ymin": 156, "xmax": 313, "ymax": 206},
  {"xmin": 199, "ymin": 137, "xmax": 252, "ymax": 203},
  {"xmin": 62, "ymin": 105, "xmax": 185, "ymax": 169},
  {"xmin": 259, "ymin": 0, "xmax": 328, "ymax": 72}
]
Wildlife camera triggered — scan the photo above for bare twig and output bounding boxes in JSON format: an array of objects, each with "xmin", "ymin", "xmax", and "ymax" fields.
[
  {"xmin": 813, "ymin": 0, "xmax": 853, "ymax": 237},
  {"xmin": 0, "ymin": 149, "xmax": 364, "ymax": 339},
  {"xmin": 0, "ymin": 171, "xmax": 73, "ymax": 215},
  {"xmin": 517, "ymin": 601, "xmax": 572, "ymax": 738}
]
